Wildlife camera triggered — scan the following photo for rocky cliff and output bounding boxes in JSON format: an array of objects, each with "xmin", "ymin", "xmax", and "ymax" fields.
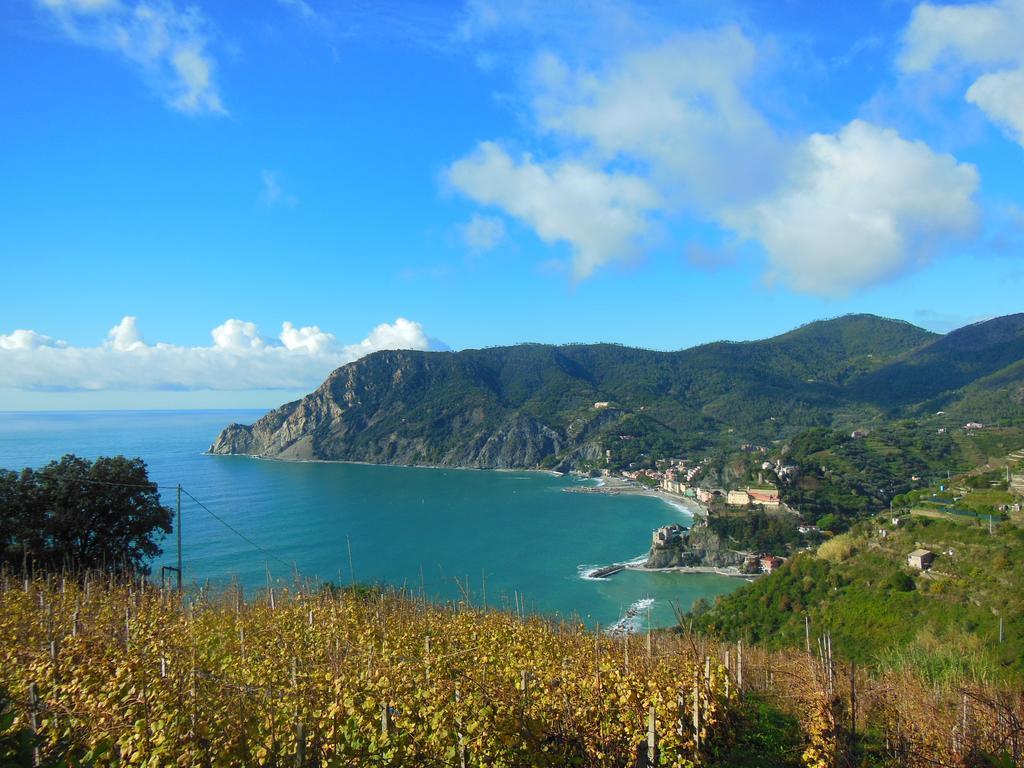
[{"xmin": 209, "ymin": 349, "xmax": 611, "ymax": 470}]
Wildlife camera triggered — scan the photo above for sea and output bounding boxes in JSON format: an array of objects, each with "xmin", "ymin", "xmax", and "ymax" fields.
[{"xmin": 0, "ymin": 410, "xmax": 744, "ymax": 631}]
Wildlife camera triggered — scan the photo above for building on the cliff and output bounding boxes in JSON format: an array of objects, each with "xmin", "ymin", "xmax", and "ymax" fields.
[
  {"xmin": 907, "ymin": 549, "xmax": 935, "ymax": 570},
  {"xmin": 593, "ymin": 401, "xmax": 611, "ymax": 409},
  {"xmin": 727, "ymin": 490, "xmax": 750, "ymax": 506},
  {"xmin": 748, "ymin": 487, "xmax": 781, "ymax": 506},
  {"xmin": 652, "ymin": 524, "xmax": 685, "ymax": 547},
  {"xmin": 760, "ymin": 555, "xmax": 784, "ymax": 574}
]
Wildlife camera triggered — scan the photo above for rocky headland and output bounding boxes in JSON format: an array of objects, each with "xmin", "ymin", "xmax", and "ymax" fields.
[{"xmin": 642, "ymin": 523, "xmax": 749, "ymax": 570}]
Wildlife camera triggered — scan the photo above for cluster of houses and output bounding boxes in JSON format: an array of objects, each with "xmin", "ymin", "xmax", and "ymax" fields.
[
  {"xmin": 658, "ymin": 476, "xmax": 782, "ymax": 508},
  {"xmin": 622, "ymin": 457, "xmax": 711, "ymax": 485}
]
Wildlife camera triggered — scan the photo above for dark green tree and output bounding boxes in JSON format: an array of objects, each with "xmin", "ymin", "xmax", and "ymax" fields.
[{"xmin": 0, "ymin": 454, "xmax": 172, "ymax": 574}]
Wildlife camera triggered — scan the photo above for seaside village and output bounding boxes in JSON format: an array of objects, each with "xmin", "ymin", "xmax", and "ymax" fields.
[{"xmin": 617, "ymin": 452, "xmax": 792, "ymax": 576}]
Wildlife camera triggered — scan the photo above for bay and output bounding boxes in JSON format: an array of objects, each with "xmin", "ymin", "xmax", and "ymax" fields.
[{"xmin": 0, "ymin": 410, "xmax": 744, "ymax": 629}]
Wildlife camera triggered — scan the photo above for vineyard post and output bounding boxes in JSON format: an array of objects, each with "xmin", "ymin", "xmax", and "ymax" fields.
[
  {"xmin": 292, "ymin": 658, "xmax": 305, "ymax": 766},
  {"xmin": 693, "ymin": 666, "xmax": 701, "ymax": 754},
  {"xmin": 455, "ymin": 684, "xmax": 467, "ymax": 768},
  {"xmin": 736, "ymin": 641, "xmax": 743, "ymax": 696},
  {"xmin": 424, "ymin": 636, "xmax": 431, "ymax": 685},
  {"xmin": 646, "ymin": 705, "xmax": 657, "ymax": 768},
  {"xmin": 520, "ymin": 669, "xmax": 529, "ymax": 733},
  {"xmin": 28, "ymin": 680, "xmax": 40, "ymax": 767}
]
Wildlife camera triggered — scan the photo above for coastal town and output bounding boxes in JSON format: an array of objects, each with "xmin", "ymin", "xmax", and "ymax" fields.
[{"xmin": 571, "ymin": 455, "xmax": 800, "ymax": 579}]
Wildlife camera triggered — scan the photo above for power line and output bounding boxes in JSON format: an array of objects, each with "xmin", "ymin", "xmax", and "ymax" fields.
[
  {"xmin": 180, "ymin": 488, "xmax": 292, "ymax": 570},
  {"xmin": 5, "ymin": 469, "xmax": 293, "ymax": 572}
]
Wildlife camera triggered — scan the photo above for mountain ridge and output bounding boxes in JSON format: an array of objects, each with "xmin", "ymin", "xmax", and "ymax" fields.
[{"xmin": 210, "ymin": 313, "xmax": 1024, "ymax": 470}]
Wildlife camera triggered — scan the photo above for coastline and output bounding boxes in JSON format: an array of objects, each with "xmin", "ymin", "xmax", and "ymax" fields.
[
  {"xmin": 572, "ymin": 477, "xmax": 708, "ymax": 519},
  {"xmin": 205, "ymin": 452, "xmax": 564, "ymax": 477}
]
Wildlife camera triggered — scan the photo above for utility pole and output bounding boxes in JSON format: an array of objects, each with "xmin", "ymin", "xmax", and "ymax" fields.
[{"xmin": 176, "ymin": 484, "xmax": 183, "ymax": 593}]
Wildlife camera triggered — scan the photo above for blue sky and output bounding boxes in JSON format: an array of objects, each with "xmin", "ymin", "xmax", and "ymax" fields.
[{"xmin": 1, "ymin": 0, "xmax": 1023, "ymax": 409}]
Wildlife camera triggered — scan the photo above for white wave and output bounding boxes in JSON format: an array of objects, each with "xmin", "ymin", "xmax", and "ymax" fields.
[
  {"xmin": 606, "ymin": 597, "xmax": 655, "ymax": 636},
  {"xmin": 577, "ymin": 564, "xmax": 604, "ymax": 581},
  {"xmin": 659, "ymin": 497, "xmax": 695, "ymax": 521}
]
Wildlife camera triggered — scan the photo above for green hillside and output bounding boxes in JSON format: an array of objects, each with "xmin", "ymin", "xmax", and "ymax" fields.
[{"xmin": 692, "ymin": 480, "xmax": 1024, "ymax": 683}]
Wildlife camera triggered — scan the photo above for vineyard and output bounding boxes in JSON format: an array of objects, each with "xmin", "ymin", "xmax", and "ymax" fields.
[{"xmin": 0, "ymin": 574, "xmax": 1021, "ymax": 767}]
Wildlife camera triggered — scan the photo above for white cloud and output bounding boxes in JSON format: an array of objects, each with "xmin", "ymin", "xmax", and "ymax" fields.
[
  {"xmin": 211, "ymin": 319, "xmax": 266, "ymax": 351},
  {"xmin": 0, "ymin": 316, "xmax": 438, "ymax": 392},
  {"xmin": 261, "ymin": 170, "xmax": 297, "ymax": 207},
  {"xmin": 445, "ymin": 141, "xmax": 659, "ymax": 278},
  {"xmin": 447, "ymin": 15, "xmax": 983, "ymax": 294},
  {"xmin": 965, "ymin": 68, "xmax": 1024, "ymax": 144},
  {"xmin": 0, "ymin": 329, "xmax": 66, "ymax": 351},
  {"xmin": 279, "ymin": 322, "xmax": 336, "ymax": 354},
  {"xmin": 36, "ymin": 0, "xmax": 226, "ymax": 115},
  {"xmin": 461, "ymin": 213, "xmax": 506, "ymax": 252},
  {"xmin": 531, "ymin": 26, "xmax": 787, "ymax": 209},
  {"xmin": 899, "ymin": 0, "xmax": 1024, "ymax": 145},
  {"xmin": 726, "ymin": 120, "xmax": 979, "ymax": 295},
  {"xmin": 106, "ymin": 316, "xmax": 146, "ymax": 351}
]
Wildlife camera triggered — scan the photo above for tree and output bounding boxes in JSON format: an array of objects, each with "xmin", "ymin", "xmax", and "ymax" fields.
[{"xmin": 0, "ymin": 454, "xmax": 173, "ymax": 574}]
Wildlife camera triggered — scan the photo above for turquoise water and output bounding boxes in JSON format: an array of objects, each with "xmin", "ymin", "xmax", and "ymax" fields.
[{"xmin": 0, "ymin": 410, "xmax": 743, "ymax": 629}]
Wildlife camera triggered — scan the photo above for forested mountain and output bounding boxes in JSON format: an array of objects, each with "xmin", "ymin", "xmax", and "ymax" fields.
[{"xmin": 210, "ymin": 313, "xmax": 1024, "ymax": 471}]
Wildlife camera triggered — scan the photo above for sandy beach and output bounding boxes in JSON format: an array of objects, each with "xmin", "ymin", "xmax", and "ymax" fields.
[{"xmin": 566, "ymin": 476, "xmax": 708, "ymax": 519}]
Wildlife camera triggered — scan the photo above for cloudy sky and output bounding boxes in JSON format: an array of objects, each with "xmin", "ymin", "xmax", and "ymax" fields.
[{"xmin": 2, "ymin": 0, "xmax": 1022, "ymax": 409}]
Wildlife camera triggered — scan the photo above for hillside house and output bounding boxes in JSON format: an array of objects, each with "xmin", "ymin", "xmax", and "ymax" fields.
[
  {"xmin": 748, "ymin": 487, "xmax": 781, "ymax": 506},
  {"xmin": 760, "ymin": 555, "xmax": 784, "ymax": 574},
  {"xmin": 727, "ymin": 490, "xmax": 751, "ymax": 506},
  {"xmin": 907, "ymin": 549, "xmax": 935, "ymax": 570}
]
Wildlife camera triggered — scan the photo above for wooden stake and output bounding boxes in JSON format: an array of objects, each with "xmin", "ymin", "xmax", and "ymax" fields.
[
  {"xmin": 736, "ymin": 640, "xmax": 743, "ymax": 694},
  {"xmin": 647, "ymin": 705, "xmax": 657, "ymax": 768},
  {"xmin": 693, "ymin": 667, "xmax": 701, "ymax": 753},
  {"xmin": 28, "ymin": 681, "xmax": 40, "ymax": 767}
]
